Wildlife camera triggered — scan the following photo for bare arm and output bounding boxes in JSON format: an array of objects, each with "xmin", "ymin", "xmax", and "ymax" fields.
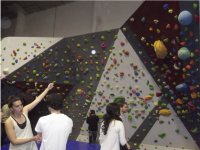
[
  {"xmin": 5, "ymin": 118, "xmax": 36, "ymax": 145},
  {"xmin": 23, "ymin": 83, "xmax": 54, "ymax": 113}
]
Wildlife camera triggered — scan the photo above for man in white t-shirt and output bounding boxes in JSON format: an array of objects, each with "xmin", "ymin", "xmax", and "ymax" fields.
[{"xmin": 35, "ymin": 93, "xmax": 73, "ymax": 150}]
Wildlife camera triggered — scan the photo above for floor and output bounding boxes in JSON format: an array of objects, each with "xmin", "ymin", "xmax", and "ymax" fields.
[{"xmin": 1, "ymin": 140, "xmax": 100, "ymax": 150}]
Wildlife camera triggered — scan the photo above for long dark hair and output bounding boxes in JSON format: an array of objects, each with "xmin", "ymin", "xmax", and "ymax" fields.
[{"xmin": 102, "ymin": 103, "xmax": 122, "ymax": 135}]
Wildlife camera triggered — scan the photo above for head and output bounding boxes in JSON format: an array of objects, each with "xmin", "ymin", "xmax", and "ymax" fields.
[
  {"xmin": 119, "ymin": 102, "xmax": 129, "ymax": 113},
  {"xmin": 46, "ymin": 93, "xmax": 63, "ymax": 111},
  {"xmin": 106, "ymin": 103, "xmax": 120, "ymax": 117},
  {"xmin": 8, "ymin": 96, "xmax": 23, "ymax": 114},
  {"xmin": 89, "ymin": 110, "xmax": 95, "ymax": 116},
  {"xmin": 113, "ymin": 96, "xmax": 128, "ymax": 114}
]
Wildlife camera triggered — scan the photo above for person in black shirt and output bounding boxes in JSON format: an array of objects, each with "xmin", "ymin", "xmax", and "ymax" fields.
[{"xmin": 86, "ymin": 110, "xmax": 99, "ymax": 143}]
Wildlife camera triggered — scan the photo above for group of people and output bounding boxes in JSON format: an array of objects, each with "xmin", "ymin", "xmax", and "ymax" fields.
[
  {"xmin": 1, "ymin": 82, "xmax": 131, "ymax": 150},
  {"xmin": 1, "ymin": 83, "xmax": 73, "ymax": 150},
  {"xmin": 87, "ymin": 100, "xmax": 131, "ymax": 150}
]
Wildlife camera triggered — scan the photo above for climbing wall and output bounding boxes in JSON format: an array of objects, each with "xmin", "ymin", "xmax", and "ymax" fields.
[
  {"xmin": 1, "ymin": 1, "xmax": 199, "ymax": 150},
  {"xmin": 120, "ymin": 1, "xmax": 200, "ymax": 149},
  {"xmin": 1, "ymin": 37, "xmax": 62, "ymax": 79},
  {"xmin": 1, "ymin": 29, "xmax": 119, "ymax": 140},
  {"xmin": 77, "ymin": 29, "xmax": 161, "ymax": 141},
  {"xmin": 78, "ymin": 29, "xmax": 199, "ymax": 149},
  {"xmin": 78, "ymin": 1, "xmax": 199, "ymax": 150}
]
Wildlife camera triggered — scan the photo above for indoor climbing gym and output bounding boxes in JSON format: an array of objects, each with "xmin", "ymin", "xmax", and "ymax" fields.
[{"xmin": 1, "ymin": 1, "xmax": 199, "ymax": 150}]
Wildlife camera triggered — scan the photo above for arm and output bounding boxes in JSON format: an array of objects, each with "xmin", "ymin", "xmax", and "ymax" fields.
[
  {"xmin": 69, "ymin": 119, "xmax": 73, "ymax": 134},
  {"xmin": 96, "ymin": 116, "xmax": 99, "ymax": 122},
  {"xmin": 86, "ymin": 116, "xmax": 89, "ymax": 124},
  {"xmin": 23, "ymin": 83, "xmax": 54, "ymax": 113},
  {"xmin": 5, "ymin": 119, "xmax": 36, "ymax": 145},
  {"xmin": 118, "ymin": 121, "xmax": 127, "ymax": 146},
  {"xmin": 99, "ymin": 123, "xmax": 104, "ymax": 144},
  {"xmin": 118, "ymin": 121, "xmax": 131, "ymax": 149}
]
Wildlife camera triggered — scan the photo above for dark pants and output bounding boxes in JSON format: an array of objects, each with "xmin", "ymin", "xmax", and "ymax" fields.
[
  {"xmin": 89, "ymin": 130, "xmax": 97, "ymax": 143},
  {"xmin": 1, "ymin": 123, "xmax": 6, "ymax": 145}
]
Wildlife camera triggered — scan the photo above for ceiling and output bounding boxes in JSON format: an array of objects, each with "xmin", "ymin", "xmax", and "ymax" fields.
[{"xmin": 2, "ymin": 1, "xmax": 73, "ymax": 19}]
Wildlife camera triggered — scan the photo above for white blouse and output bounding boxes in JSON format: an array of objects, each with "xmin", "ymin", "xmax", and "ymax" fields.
[{"xmin": 99, "ymin": 120, "xmax": 127, "ymax": 150}]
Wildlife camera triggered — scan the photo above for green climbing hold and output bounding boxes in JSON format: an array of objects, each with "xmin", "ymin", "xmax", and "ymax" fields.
[
  {"xmin": 193, "ymin": 3, "xmax": 198, "ymax": 9},
  {"xmin": 97, "ymin": 113, "xmax": 104, "ymax": 119},
  {"xmin": 175, "ymin": 129, "xmax": 179, "ymax": 133},
  {"xmin": 159, "ymin": 120, "xmax": 164, "ymax": 124},
  {"xmin": 158, "ymin": 133, "xmax": 166, "ymax": 139},
  {"xmin": 33, "ymin": 70, "xmax": 36, "ymax": 74},
  {"xmin": 191, "ymin": 127, "xmax": 198, "ymax": 133},
  {"xmin": 128, "ymin": 115, "xmax": 132, "ymax": 121},
  {"xmin": 132, "ymin": 125, "xmax": 137, "ymax": 129}
]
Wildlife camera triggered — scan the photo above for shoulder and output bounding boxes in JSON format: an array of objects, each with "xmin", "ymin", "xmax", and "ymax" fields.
[
  {"xmin": 62, "ymin": 114, "xmax": 73, "ymax": 122},
  {"xmin": 5, "ymin": 117, "xmax": 11, "ymax": 123},
  {"xmin": 23, "ymin": 113, "xmax": 28, "ymax": 118},
  {"xmin": 114, "ymin": 120, "xmax": 123, "ymax": 126},
  {"xmin": 114, "ymin": 120, "xmax": 122, "ymax": 123},
  {"xmin": 38, "ymin": 115, "xmax": 49, "ymax": 122},
  {"xmin": 36, "ymin": 115, "xmax": 50, "ymax": 126},
  {"xmin": 5, "ymin": 117, "xmax": 13, "ymax": 127},
  {"xmin": 68, "ymin": 116, "xmax": 73, "ymax": 123},
  {"xmin": 65, "ymin": 115, "xmax": 73, "ymax": 126}
]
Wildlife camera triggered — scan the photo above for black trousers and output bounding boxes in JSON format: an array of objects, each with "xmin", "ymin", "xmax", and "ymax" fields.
[
  {"xmin": 89, "ymin": 130, "xmax": 97, "ymax": 143},
  {"xmin": 1, "ymin": 123, "xmax": 6, "ymax": 145}
]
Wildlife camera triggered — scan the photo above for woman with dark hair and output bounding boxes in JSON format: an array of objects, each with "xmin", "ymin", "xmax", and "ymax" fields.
[
  {"xmin": 99, "ymin": 103, "xmax": 131, "ymax": 150},
  {"xmin": 4, "ymin": 83, "xmax": 54, "ymax": 150}
]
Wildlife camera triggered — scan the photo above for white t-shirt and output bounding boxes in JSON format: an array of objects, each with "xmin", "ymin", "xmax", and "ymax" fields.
[
  {"xmin": 99, "ymin": 120, "xmax": 127, "ymax": 150},
  {"xmin": 35, "ymin": 113, "xmax": 73, "ymax": 150}
]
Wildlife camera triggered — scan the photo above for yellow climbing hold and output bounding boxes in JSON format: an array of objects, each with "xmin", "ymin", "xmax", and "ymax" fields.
[
  {"xmin": 159, "ymin": 109, "xmax": 171, "ymax": 116},
  {"xmin": 153, "ymin": 40, "xmax": 168, "ymax": 59}
]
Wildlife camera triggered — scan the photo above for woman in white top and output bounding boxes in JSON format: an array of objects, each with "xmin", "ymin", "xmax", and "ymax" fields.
[
  {"xmin": 5, "ymin": 83, "xmax": 54, "ymax": 150},
  {"xmin": 99, "ymin": 103, "xmax": 131, "ymax": 150}
]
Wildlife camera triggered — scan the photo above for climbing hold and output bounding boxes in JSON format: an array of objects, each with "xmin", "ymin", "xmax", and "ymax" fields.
[
  {"xmin": 159, "ymin": 109, "xmax": 171, "ymax": 116},
  {"xmin": 178, "ymin": 47, "xmax": 190, "ymax": 60},
  {"xmin": 176, "ymin": 83, "xmax": 188, "ymax": 92},
  {"xmin": 158, "ymin": 133, "xmax": 166, "ymax": 139},
  {"xmin": 153, "ymin": 40, "xmax": 168, "ymax": 59},
  {"xmin": 178, "ymin": 10, "xmax": 193, "ymax": 25},
  {"xmin": 3, "ymin": 68, "xmax": 9, "ymax": 75}
]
